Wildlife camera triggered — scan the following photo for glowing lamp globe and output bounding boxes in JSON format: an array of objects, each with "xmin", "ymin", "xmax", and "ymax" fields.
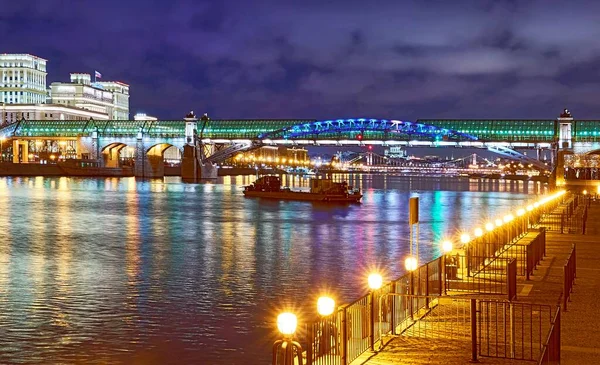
[
  {"xmin": 317, "ymin": 296, "xmax": 335, "ymax": 317},
  {"xmin": 517, "ymin": 209, "xmax": 526, "ymax": 216},
  {"xmin": 368, "ymin": 273, "xmax": 383, "ymax": 290},
  {"xmin": 277, "ymin": 312, "xmax": 297, "ymax": 336},
  {"xmin": 460, "ymin": 233, "xmax": 470, "ymax": 244},
  {"xmin": 533, "ymin": 202, "xmax": 540, "ymax": 208},
  {"xmin": 405, "ymin": 256, "xmax": 418, "ymax": 271},
  {"xmin": 526, "ymin": 205, "xmax": 534, "ymax": 211},
  {"xmin": 495, "ymin": 219, "xmax": 503, "ymax": 227},
  {"xmin": 474, "ymin": 228, "xmax": 483, "ymax": 237},
  {"xmin": 485, "ymin": 222, "xmax": 494, "ymax": 232},
  {"xmin": 442, "ymin": 240, "xmax": 453, "ymax": 253}
]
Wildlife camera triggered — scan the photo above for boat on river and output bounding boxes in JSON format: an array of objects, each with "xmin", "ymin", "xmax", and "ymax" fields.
[
  {"xmin": 58, "ymin": 159, "xmax": 133, "ymax": 177},
  {"xmin": 243, "ymin": 176, "xmax": 362, "ymax": 203}
]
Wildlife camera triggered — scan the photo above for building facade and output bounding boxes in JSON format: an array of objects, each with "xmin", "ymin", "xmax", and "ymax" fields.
[
  {"xmin": 49, "ymin": 73, "xmax": 114, "ymax": 117},
  {"xmin": 0, "ymin": 54, "xmax": 47, "ymax": 104},
  {"xmin": 97, "ymin": 81, "xmax": 129, "ymax": 120},
  {"xmin": 49, "ymin": 73, "xmax": 130, "ymax": 120},
  {"xmin": 0, "ymin": 103, "xmax": 109, "ymax": 125}
]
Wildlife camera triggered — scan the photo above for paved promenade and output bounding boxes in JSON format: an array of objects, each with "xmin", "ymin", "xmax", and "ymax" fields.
[{"xmin": 353, "ymin": 200, "xmax": 600, "ymax": 365}]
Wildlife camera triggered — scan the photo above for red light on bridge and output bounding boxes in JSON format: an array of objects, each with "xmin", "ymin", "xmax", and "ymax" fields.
[
  {"xmin": 357, "ymin": 134, "xmax": 363, "ymax": 141},
  {"xmin": 368, "ymin": 145, "xmax": 373, "ymax": 151}
]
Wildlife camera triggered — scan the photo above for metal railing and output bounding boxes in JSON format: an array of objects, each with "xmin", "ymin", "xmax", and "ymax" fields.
[
  {"xmin": 526, "ymin": 229, "xmax": 546, "ymax": 279},
  {"xmin": 445, "ymin": 255, "xmax": 514, "ymax": 296},
  {"xmin": 564, "ymin": 244, "xmax": 577, "ymax": 311},
  {"xmin": 536, "ymin": 194, "xmax": 588, "ymax": 234},
  {"xmin": 300, "ymin": 200, "xmax": 565, "ymax": 365},
  {"xmin": 478, "ymin": 301, "xmax": 554, "ymax": 361},
  {"xmin": 306, "ymin": 312, "xmax": 342, "ymax": 365},
  {"xmin": 538, "ymin": 306, "xmax": 561, "ymax": 365}
]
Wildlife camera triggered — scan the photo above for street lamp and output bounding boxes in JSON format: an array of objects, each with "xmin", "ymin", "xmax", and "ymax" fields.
[
  {"xmin": 367, "ymin": 273, "xmax": 383, "ymax": 351},
  {"xmin": 315, "ymin": 296, "xmax": 337, "ymax": 357},
  {"xmin": 273, "ymin": 312, "xmax": 303, "ymax": 365},
  {"xmin": 441, "ymin": 240, "xmax": 454, "ymax": 293},
  {"xmin": 277, "ymin": 313, "xmax": 297, "ymax": 336},
  {"xmin": 404, "ymin": 256, "xmax": 418, "ymax": 271},
  {"xmin": 460, "ymin": 233, "xmax": 470, "ymax": 245},
  {"xmin": 368, "ymin": 273, "xmax": 383, "ymax": 290},
  {"xmin": 442, "ymin": 240, "xmax": 453, "ymax": 253},
  {"xmin": 317, "ymin": 296, "xmax": 335, "ymax": 317}
]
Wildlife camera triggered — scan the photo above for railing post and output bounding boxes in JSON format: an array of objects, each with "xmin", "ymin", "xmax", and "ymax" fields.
[
  {"xmin": 470, "ymin": 298, "xmax": 478, "ymax": 362},
  {"xmin": 340, "ymin": 305, "xmax": 348, "ymax": 365},
  {"xmin": 442, "ymin": 255, "xmax": 447, "ymax": 295},
  {"xmin": 560, "ymin": 214, "xmax": 564, "ymax": 234},
  {"xmin": 574, "ymin": 244, "xmax": 577, "ymax": 279},
  {"xmin": 556, "ymin": 308, "xmax": 561, "ymax": 362},
  {"xmin": 306, "ymin": 323, "xmax": 313, "ymax": 365},
  {"xmin": 369, "ymin": 291, "xmax": 375, "ymax": 351},
  {"xmin": 510, "ymin": 303, "xmax": 515, "ymax": 358},
  {"xmin": 390, "ymin": 282, "xmax": 396, "ymax": 335},
  {"xmin": 425, "ymin": 264, "xmax": 430, "ymax": 308}
]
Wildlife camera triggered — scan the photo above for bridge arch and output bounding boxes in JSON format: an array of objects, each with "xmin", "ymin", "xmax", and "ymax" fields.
[
  {"xmin": 100, "ymin": 142, "xmax": 136, "ymax": 168},
  {"xmin": 138, "ymin": 143, "xmax": 184, "ymax": 177},
  {"xmin": 257, "ymin": 118, "xmax": 478, "ymax": 141}
]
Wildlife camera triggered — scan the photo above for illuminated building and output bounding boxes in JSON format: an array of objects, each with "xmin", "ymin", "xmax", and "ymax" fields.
[
  {"xmin": 49, "ymin": 73, "xmax": 129, "ymax": 120},
  {"xmin": 0, "ymin": 103, "xmax": 109, "ymax": 125},
  {"xmin": 97, "ymin": 81, "xmax": 130, "ymax": 120},
  {"xmin": 0, "ymin": 54, "xmax": 47, "ymax": 104}
]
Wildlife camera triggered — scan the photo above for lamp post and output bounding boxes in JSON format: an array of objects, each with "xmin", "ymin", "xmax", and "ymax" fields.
[
  {"xmin": 368, "ymin": 273, "xmax": 382, "ymax": 351},
  {"xmin": 460, "ymin": 233, "xmax": 470, "ymax": 277},
  {"xmin": 272, "ymin": 312, "xmax": 303, "ymax": 365},
  {"xmin": 315, "ymin": 296, "xmax": 337, "ymax": 358},
  {"xmin": 404, "ymin": 255, "xmax": 418, "ymax": 322},
  {"xmin": 442, "ymin": 240, "xmax": 453, "ymax": 294}
]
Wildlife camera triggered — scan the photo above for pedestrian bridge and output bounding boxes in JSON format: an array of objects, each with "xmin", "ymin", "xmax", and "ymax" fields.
[{"xmin": 0, "ymin": 110, "xmax": 599, "ymax": 177}]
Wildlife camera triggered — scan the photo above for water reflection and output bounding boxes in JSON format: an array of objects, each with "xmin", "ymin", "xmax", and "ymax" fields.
[{"xmin": 0, "ymin": 174, "xmax": 543, "ymax": 364}]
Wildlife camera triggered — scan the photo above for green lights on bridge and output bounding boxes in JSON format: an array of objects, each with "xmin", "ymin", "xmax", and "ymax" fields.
[{"xmin": 1, "ymin": 117, "xmax": 600, "ymax": 142}]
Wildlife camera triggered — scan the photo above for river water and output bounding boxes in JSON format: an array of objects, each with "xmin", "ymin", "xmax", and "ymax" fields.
[{"xmin": 0, "ymin": 174, "xmax": 545, "ymax": 364}]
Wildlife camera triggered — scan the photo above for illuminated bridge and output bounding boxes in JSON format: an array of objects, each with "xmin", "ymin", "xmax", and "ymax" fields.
[{"xmin": 0, "ymin": 109, "xmax": 598, "ymax": 178}]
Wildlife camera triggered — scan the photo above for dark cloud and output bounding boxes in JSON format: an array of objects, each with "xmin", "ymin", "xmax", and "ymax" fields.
[{"xmin": 3, "ymin": 0, "xmax": 600, "ymax": 119}]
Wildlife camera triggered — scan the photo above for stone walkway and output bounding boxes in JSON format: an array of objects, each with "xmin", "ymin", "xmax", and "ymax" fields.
[{"xmin": 354, "ymin": 198, "xmax": 600, "ymax": 365}]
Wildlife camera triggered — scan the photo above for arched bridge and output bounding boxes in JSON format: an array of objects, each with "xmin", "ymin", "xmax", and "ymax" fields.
[{"xmin": 1, "ymin": 112, "xmax": 599, "ymax": 177}]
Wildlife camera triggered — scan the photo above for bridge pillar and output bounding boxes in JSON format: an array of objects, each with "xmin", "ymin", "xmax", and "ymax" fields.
[
  {"xmin": 552, "ymin": 109, "xmax": 575, "ymax": 188},
  {"xmin": 558, "ymin": 108, "xmax": 573, "ymax": 150},
  {"xmin": 181, "ymin": 144, "xmax": 218, "ymax": 181},
  {"xmin": 91, "ymin": 130, "xmax": 99, "ymax": 160},
  {"xmin": 133, "ymin": 133, "xmax": 165, "ymax": 178},
  {"xmin": 134, "ymin": 133, "xmax": 145, "ymax": 177}
]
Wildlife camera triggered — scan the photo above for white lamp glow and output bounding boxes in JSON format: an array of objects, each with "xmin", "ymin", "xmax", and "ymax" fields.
[
  {"xmin": 277, "ymin": 312, "xmax": 297, "ymax": 336},
  {"xmin": 317, "ymin": 297, "xmax": 335, "ymax": 317},
  {"xmin": 405, "ymin": 256, "xmax": 418, "ymax": 271},
  {"xmin": 368, "ymin": 273, "xmax": 383, "ymax": 290}
]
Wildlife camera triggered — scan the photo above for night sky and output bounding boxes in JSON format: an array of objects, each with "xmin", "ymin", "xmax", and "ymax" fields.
[{"xmin": 2, "ymin": 0, "xmax": 600, "ymax": 120}]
